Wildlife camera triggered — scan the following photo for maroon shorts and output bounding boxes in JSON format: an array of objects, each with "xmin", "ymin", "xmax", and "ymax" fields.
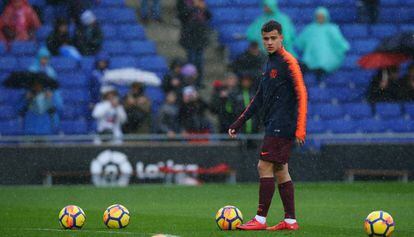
[{"xmin": 259, "ymin": 136, "xmax": 294, "ymax": 164}]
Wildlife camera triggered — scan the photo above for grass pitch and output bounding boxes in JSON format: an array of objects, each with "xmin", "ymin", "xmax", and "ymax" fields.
[{"xmin": 0, "ymin": 183, "xmax": 413, "ymax": 237}]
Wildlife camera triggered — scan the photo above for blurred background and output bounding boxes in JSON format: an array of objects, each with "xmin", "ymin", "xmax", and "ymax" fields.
[{"xmin": 0, "ymin": 0, "xmax": 413, "ymax": 185}]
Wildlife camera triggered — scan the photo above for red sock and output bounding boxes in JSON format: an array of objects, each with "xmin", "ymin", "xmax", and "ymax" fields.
[
  {"xmin": 256, "ymin": 177, "xmax": 275, "ymax": 217},
  {"xmin": 278, "ymin": 181, "xmax": 295, "ymax": 219}
]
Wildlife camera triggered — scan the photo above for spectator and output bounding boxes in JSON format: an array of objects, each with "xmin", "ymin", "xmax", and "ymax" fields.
[
  {"xmin": 234, "ymin": 73, "xmax": 260, "ymax": 134},
  {"xmin": 18, "ymin": 81, "xmax": 63, "ymax": 135},
  {"xmin": 210, "ymin": 73, "xmax": 239, "ymax": 133},
  {"xmin": 246, "ymin": 0, "xmax": 296, "ymax": 55},
  {"xmin": 158, "ymin": 91, "xmax": 181, "ymax": 137},
  {"xmin": 357, "ymin": 0, "xmax": 380, "ymax": 24},
  {"xmin": 163, "ymin": 58, "xmax": 185, "ymax": 95},
  {"xmin": 46, "ymin": 18, "xmax": 72, "ymax": 55},
  {"xmin": 400, "ymin": 64, "xmax": 414, "ymax": 101},
  {"xmin": 74, "ymin": 10, "xmax": 103, "ymax": 55},
  {"xmin": 92, "ymin": 86, "xmax": 127, "ymax": 144},
  {"xmin": 295, "ymin": 7, "xmax": 350, "ymax": 82},
  {"xmin": 140, "ymin": 0, "xmax": 162, "ymax": 23},
  {"xmin": 181, "ymin": 63, "xmax": 199, "ymax": 88},
  {"xmin": 0, "ymin": 19, "xmax": 6, "ymax": 42},
  {"xmin": 231, "ymin": 42, "xmax": 266, "ymax": 79},
  {"xmin": 1, "ymin": 0, "xmax": 41, "ymax": 42},
  {"xmin": 29, "ymin": 47, "xmax": 57, "ymax": 79},
  {"xmin": 367, "ymin": 67, "xmax": 401, "ymax": 104},
  {"xmin": 46, "ymin": 0, "xmax": 99, "ymax": 26},
  {"xmin": 179, "ymin": 86, "xmax": 210, "ymax": 133},
  {"xmin": 177, "ymin": 0, "xmax": 211, "ymax": 84},
  {"xmin": 122, "ymin": 82, "xmax": 152, "ymax": 134},
  {"xmin": 89, "ymin": 52, "xmax": 110, "ymax": 106}
]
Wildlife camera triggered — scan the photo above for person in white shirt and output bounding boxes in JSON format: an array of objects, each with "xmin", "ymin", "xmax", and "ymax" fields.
[{"xmin": 92, "ymin": 86, "xmax": 127, "ymax": 144}]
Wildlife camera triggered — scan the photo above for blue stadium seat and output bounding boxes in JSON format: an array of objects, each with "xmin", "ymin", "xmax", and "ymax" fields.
[
  {"xmin": 400, "ymin": 24, "xmax": 414, "ymax": 31},
  {"xmin": 333, "ymin": 88, "xmax": 363, "ymax": 103},
  {"xmin": 50, "ymin": 57, "xmax": 78, "ymax": 71},
  {"xmin": 218, "ymin": 24, "xmax": 248, "ymax": 43},
  {"xmin": 60, "ymin": 119, "xmax": 88, "ymax": 134},
  {"xmin": 102, "ymin": 24, "xmax": 117, "ymax": 40},
  {"xmin": 205, "ymin": 0, "xmax": 231, "ymax": 8},
  {"xmin": 385, "ymin": 119, "xmax": 414, "ymax": 132},
  {"xmin": 18, "ymin": 57, "xmax": 35, "ymax": 69},
  {"xmin": 129, "ymin": 41, "xmax": 157, "ymax": 56},
  {"xmin": 404, "ymin": 104, "xmax": 414, "ymax": 118},
  {"xmin": 356, "ymin": 119, "xmax": 387, "ymax": 133},
  {"xmin": 0, "ymin": 57, "xmax": 18, "ymax": 72},
  {"xmin": 109, "ymin": 9, "xmax": 137, "ymax": 24},
  {"xmin": 342, "ymin": 55, "xmax": 359, "ymax": 69},
  {"xmin": 232, "ymin": 0, "xmax": 261, "ymax": 7},
  {"xmin": 307, "ymin": 119, "xmax": 326, "ymax": 134},
  {"xmin": 312, "ymin": 104, "xmax": 345, "ymax": 120},
  {"xmin": 375, "ymin": 103, "xmax": 402, "ymax": 119},
  {"xmin": 370, "ymin": 24, "xmax": 398, "ymax": 39},
  {"xmin": 61, "ymin": 106, "xmax": 83, "ymax": 120},
  {"xmin": 304, "ymin": 74, "xmax": 318, "ymax": 87},
  {"xmin": 212, "ymin": 8, "xmax": 243, "ymax": 25},
  {"xmin": 58, "ymin": 73, "xmax": 88, "ymax": 88},
  {"xmin": 0, "ymin": 90, "xmax": 24, "ymax": 105},
  {"xmin": 10, "ymin": 41, "xmax": 37, "ymax": 55},
  {"xmin": 0, "ymin": 43, "xmax": 6, "ymax": 54},
  {"xmin": 228, "ymin": 41, "xmax": 249, "ymax": 60},
  {"xmin": 36, "ymin": 25, "xmax": 53, "ymax": 41},
  {"xmin": 380, "ymin": 0, "xmax": 402, "ymax": 6},
  {"xmin": 242, "ymin": 8, "xmax": 262, "ymax": 23},
  {"xmin": 344, "ymin": 103, "xmax": 372, "ymax": 119},
  {"xmin": 110, "ymin": 56, "xmax": 138, "ymax": 68},
  {"xmin": 288, "ymin": 0, "xmax": 313, "ymax": 6},
  {"xmin": 341, "ymin": 24, "xmax": 368, "ymax": 39},
  {"xmin": 329, "ymin": 8, "xmax": 357, "ymax": 23},
  {"xmin": 29, "ymin": 0, "xmax": 46, "ymax": 6},
  {"xmin": 118, "ymin": 25, "xmax": 146, "ymax": 40},
  {"xmin": 284, "ymin": 8, "xmax": 313, "ymax": 24},
  {"xmin": 99, "ymin": 0, "xmax": 125, "ymax": 7},
  {"xmin": 137, "ymin": 56, "xmax": 168, "ymax": 73},
  {"xmin": 61, "ymin": 89, "xmax": 90, "ymax": 104},
  {"xmin": 103, "ymin": 41, "xmax": 128, "ymax": 55},
  {"xmin": 352, "ymin": 39, "xmax": 379, "ymax": 55},
  {"xmin": 326, "ymin": 120, "xmax": 356, "ymax": 133},
  {"xmin": 308, "ymin": 88, "xmax": 333, "ymax": 103},
  {"xmin": 81, "ymin": 57, "xmax": 95, "ymax": 72},
  {"xmin": 325, "ymin": 74, "xmax": 351, "ymax": 88},
  {"xmin": 0, "ymin": 106, "xmax": 17, "ymax": 120},
  {"xmin": 0, "ymin": 119, "xmax": 22, "ymax": 135},
  {"xmin": 145, "ymin": 86, "xmax": 165, "ymax": 114}
]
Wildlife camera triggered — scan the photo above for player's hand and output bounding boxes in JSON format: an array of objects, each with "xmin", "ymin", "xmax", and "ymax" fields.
[
  {"xmin": 295, "ymin": 137, "xmax": 305, "ymax": 146},
  {"xmin": 228, "ymin": 129, "xmax": 237, "ymax": 138}
]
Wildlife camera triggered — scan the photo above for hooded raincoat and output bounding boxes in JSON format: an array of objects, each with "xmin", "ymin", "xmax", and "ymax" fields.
[
  {"xmin": 246, "ymin": 0, "xmax": 296, "ymax": 55},
  {"xmin": 295, "ymin": 7, "xmax": 350, "ymax": 73}
]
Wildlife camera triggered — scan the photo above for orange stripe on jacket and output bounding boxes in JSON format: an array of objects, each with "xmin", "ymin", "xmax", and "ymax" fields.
[{"xmin": 279, "ymin": 48, "xmax": 308, "ymax": 140}]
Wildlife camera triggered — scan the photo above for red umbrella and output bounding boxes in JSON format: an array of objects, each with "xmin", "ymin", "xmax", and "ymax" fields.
[{"xmin": 358, "ymin": 52, "xmax": 411, "ymax": 69}]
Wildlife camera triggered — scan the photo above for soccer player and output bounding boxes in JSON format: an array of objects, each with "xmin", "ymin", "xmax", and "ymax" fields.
[{"xmin": 228, "ymin": 20, "xmax": 307, "ymax": 231}]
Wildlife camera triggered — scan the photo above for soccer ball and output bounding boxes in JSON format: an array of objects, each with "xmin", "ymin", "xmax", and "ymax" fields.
[
  {"xmin": 103, "ymin": 204, "xmax": 130, "ymax": 229},
  {"xmin": 58, "ymin": 205, "xmax": 86, "ymax": 229},
  {"xmin": 215, "ymin": 206, "xmax": 243, "ymax": 230},
  {"xmin": 364, "ymin": 211, "xmax": 395, "ymax": 237}
]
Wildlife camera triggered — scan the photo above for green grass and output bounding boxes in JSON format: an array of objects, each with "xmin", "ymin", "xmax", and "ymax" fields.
[{"xmin": 0, "ymin": 183, "xmax": 413, "ymax": 237}]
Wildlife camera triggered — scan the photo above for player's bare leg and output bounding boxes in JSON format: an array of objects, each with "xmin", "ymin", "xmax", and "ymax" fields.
[
  {"xmin": 267, "ymin": 163, "xmax": 299, "ymax": 231},
  {"xmin": 237, "ymin": 160, "xmax": 274, "ymax": 230}
]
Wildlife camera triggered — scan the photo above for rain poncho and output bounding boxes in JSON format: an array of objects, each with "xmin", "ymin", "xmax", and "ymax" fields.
[
  {"xmin": 295, "ymin": 7, "xmax": 350, "ymax": 73},
  {"xmin": 246, "ymin": 0, "xmax": 296, "ymax": 55},
  {"xmin": 29, "ymin": 47, "xmax": 57, "ymax": 79}
]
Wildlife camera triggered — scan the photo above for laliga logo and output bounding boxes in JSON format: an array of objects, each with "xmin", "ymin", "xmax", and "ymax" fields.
[{"xmin": 90, "ymin": 150, "xmax": 133, "ymax": 187}]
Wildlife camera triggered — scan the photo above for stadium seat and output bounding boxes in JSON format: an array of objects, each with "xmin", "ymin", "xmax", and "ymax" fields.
[
  {"xmin": 325, "ymin": 120, "xmax": 356, "ymax": 133},
  {"xmin": 312, "ymin": 104, "xmax": 345, "ymax": 120},
  {"xmin": 35, "ymin": 25, "xmax": 53, "ymax": 41},
  {"xmin": 51, "ymin": 57, "xmax": 78, "ymax": 71},
  {"xmin": 0, "ymin": 90, "xmax": 24, "ymax": 105},
  {"xmin": 242, "ymin": 8, "xmax": 262, "ymax": 23},
  {"xmin": 325, "ymin": 74, "xmax": 351, "ymax": 88},
  {"xmin": 218, "ymin": 24, "xmax": 248, "ymax": 43},
  {"xmin": 352, "ymin": 39, "xmax": 379, "ymax": 55},
  {"xmin": 342, "ymin": 55, "xmax": 359, "ymax": 70},
  {"xmin": 375, "ymin": 103, "xmax": 402, "ymax": 119},
  {"xmin": 211, "ymin": 8, "xmax": 243, "ymax": 25},
  {"xmin": 329, "ymin": 8, "xmax": 357, "ymax": 23},
  {"xmin": 0, "ymin": 119, "xmax": 22, "ymax": 135},
  {"xmin": 137, "ymin": 56, "xmax": 168, "ymax": 73},
  {"xmin": 307, "ymin": 88, "xmax": 333, "ymax": 103},
  {"xmin": 307, "ymin": 119, "xmax": 326, "ymax": 134},
  {"xmin": 205, "ymin": 0, "xmax": 231, "ymax": 8},
  {"xmin": 0, "ymin": 43, "xmax": 5, "ymax": 54},
  {"xmin": 29, "ymin": 0, "xmax": 46, "ymax": 6},
  {"xmin": 118, "ymin": 25, "xmax": 146, "ymax": 40},
  {"xmin": 61, "ymin": 89, "xmax": 90, "ymax": 104},
  {"xmin": 18, "ymin": 57, "xmax": 35, "ymax": 69},
  {"xmin": 228, "ymin": 41, "xmax": 250, "ymax": 60},
  {"xmin": 110, "ymin": 56, "xmax": 138, "ymax": 68},
  {"xmin": 341, "ymin": 24, "xmax": 368, "ymax": 39},
  {"xmin": 0, "ymin": 106, "xmax": 17, "ymax": 120},
  {"xmin": 58, "ymin": 73, "xmax": 88, "ymax": 88},
  {"xmin": 60, "ymin": 119, "xmax": 88, "ymax": 134},
  {"xmin": 232, "ymin": 0, "xmax": 261, "ymax": 7},
  {"xmin": 129, "ymin": 41, "xmax": 157, "ymax": 56},
  {"xmin": 99, "ymin": 0, "xmax": 125, "ymax": 7},
  {"xmin": 370, "ymin": 24, "xmax": 398, "ymax": 39},
  {"xmin": 103, "ymin": 41, "xmax": 128, "ymax": 55},
  {"xmin": 356, "ymin": 118, "xmax": 387, "ymax": 133},
  {"xmin": 284, "ymin": 8, "xmax": 313, "ymax": 24},
  {"xmin": 80, "ymin": 57, "xmax": 95, "ymax": 72},
  {"xmin": 0, "ymin": 57, "xmax": 18, "ymax": 72},
  {"xmin": 10, "ymin": 41, "xmax": 37, "ymax": 55},
  {"xmin": 61, "ymin": 106, "xmax": 83, "ymax": 120},
  {"xmin": 109, "ymin": 9, "xmax": 137, "ymax": 24},
  {"xmin": 102, "ymin": 24, "xmax": 117, "ymax": 40},
  {"xmin": 333, "ymin": 88, "xmax": 363, "ymax": 103},
  {"xmin": 304, "ymin": 74, "xmax": 318, "ymax": 87},
  {"xmin": 385, "ymin": 119, "xmax": 414, "ymax": 133},
  {"xmin": 404, "ymin": 104, "xmax": 414, "ymax": 118},
  {"xmin": 343, "ymin": 103, "xmax": 373, "ymax": 119}
]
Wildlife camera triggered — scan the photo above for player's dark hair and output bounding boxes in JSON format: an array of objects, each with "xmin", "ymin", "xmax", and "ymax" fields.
[{"xmin": 261, "ymin": 20, "xmax": 283, "ymax": 35}]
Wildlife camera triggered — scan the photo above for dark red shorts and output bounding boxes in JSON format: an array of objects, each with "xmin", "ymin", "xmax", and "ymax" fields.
[{"xmin": 259, "ymin": 136, "xmax": 294, "ymax": 164}]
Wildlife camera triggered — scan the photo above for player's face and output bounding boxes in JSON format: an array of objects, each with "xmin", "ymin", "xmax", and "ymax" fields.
[{"xmin": 262, "ymin": 30, "xmax": 283, "ymax": 54}]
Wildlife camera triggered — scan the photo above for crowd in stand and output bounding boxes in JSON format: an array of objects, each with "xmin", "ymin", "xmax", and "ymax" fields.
[{"xmin": 0, "ymin": 0, "xmax": 412, "ymax": 142}]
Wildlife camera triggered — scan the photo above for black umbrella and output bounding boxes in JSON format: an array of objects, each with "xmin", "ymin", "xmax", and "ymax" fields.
[
  {"xmin": 3, "ymin": 71, "xmax": 59, "ymax": 90},
  {"xmin": 376, "ymin": 31, "xmax": 414, "ymax": 56}
]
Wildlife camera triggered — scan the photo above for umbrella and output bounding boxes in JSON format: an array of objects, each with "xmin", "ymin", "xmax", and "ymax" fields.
[
  {"xmin": 102, "ymin": 68, "xmax": 161, "ymax": 87},
  {"xmin": 3, "ymin": 71, "xmax": 59, "ymax": 89},
  {"xmin": 358, "ymin": 52, "xmax": 411, "ymax": 69}
]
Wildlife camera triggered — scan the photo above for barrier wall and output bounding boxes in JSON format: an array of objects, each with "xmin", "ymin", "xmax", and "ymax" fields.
[{"xmin": 0, "ymin": 142, "xmax": 412, "ymax": 185}]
